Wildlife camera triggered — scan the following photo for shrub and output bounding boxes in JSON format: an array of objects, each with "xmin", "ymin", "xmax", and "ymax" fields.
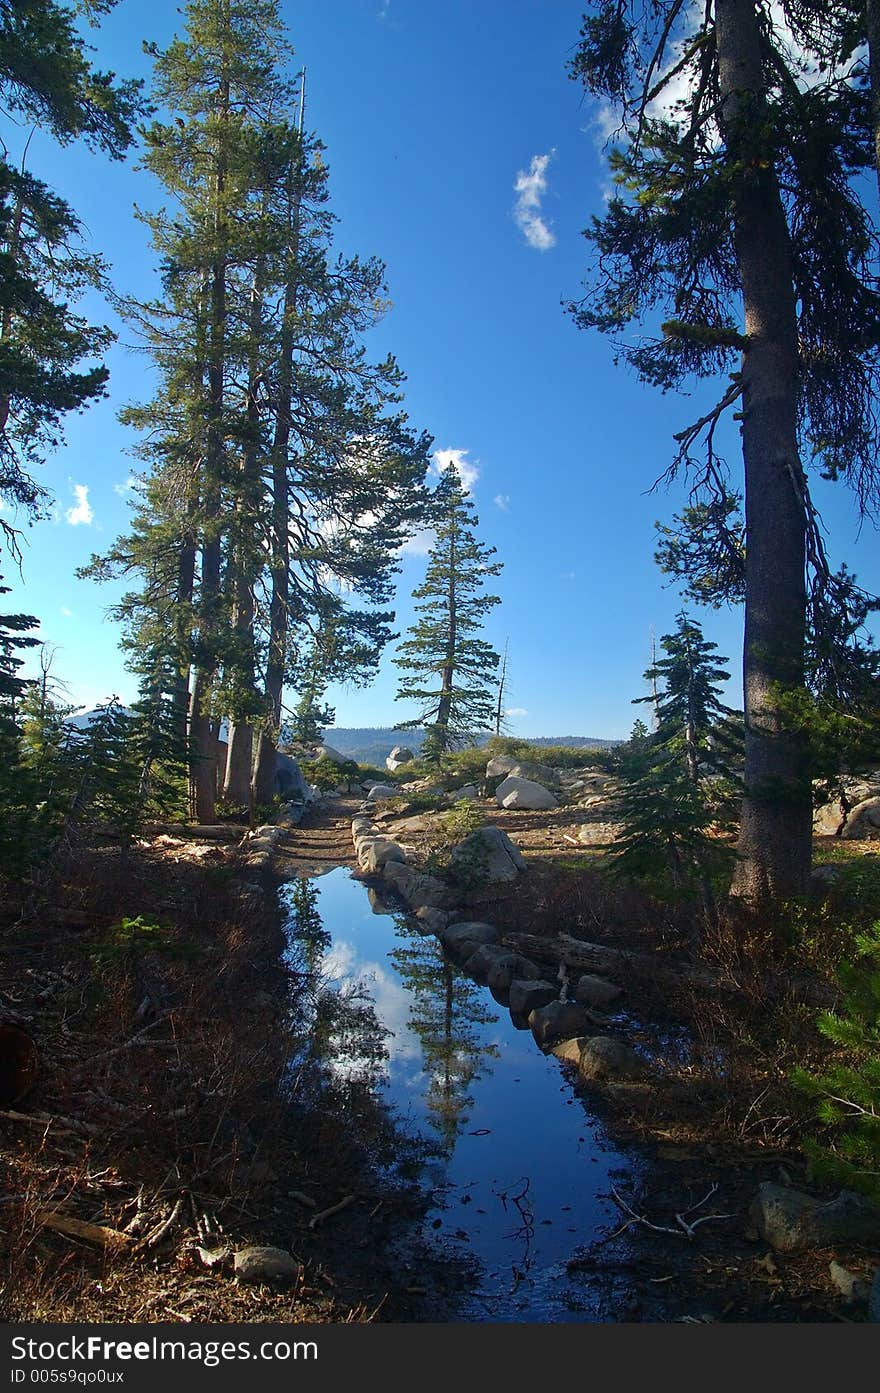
[{"xmin": 794, "ymin": 924, "xmax": 880, "ymax": 1202}]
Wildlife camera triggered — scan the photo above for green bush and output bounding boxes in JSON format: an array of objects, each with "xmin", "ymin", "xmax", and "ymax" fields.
[
  {"xmin": 440, "ymin": 798, "xmax": 487, "ymax": 842},
  {"xmin": 302, "ymin": 755, "xmax": 360, "ymax": 792},
  {"xmin": 794, "ymin": 923, "xmax": 880, "ymax": 1202}
]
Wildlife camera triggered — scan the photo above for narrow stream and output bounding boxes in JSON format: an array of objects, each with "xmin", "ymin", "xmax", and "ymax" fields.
[{"xmin": 281, "ymin": 865, "xmax": 635, "ymax": 1321}]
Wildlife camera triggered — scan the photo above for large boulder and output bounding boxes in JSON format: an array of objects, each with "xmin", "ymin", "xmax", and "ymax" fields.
[
  {"xmin": 574, "ymin": 974, "xmax": 622, "ymax": 1009},
  {"xmin": 386, "ymin": 745, "xmax": 415, "ymax": 771},
  {"xmin": 841, "ymin": 796, "xmax": 880, "ymax": 840},
  {"xmin": 364, "ymin": 783, "xmax": 400, "ymax": 803},
  {"xmin": 507, "ymin": 760, "xmax": 560, "ymax": 788},
  {"xmin": 449, "ymin": 825, "xmax": 527, "ymax": 883},
  {"xmin": 439, "ymin": 921, "xmax": 500, "ymax": 962},
  {"xmin": 462, "ymin": 947, "xmax": 540, "ymax": 995},
  {"xmin": 750, "ymin": 1182, "xmax": 880, "ymax": 1253},
  {"xmin": 495, "ymin": 776, "xmax": 558, "ymax": 811},
  {"xmin": 361, "ymin": 838, "xmax": 407, "ymax": 873},
  {"xmin": 509, "ymin": 978, "xmax": 558, "ymax": 1018},
  {"xmin": 578, "ymin": 1036, "xmax": 646, "ymax": 1082},
  {"xmin": 316, "ymin": 744, "xmax": 349, "ymax": 766},
  {"xmin": 273, "ymin": 751, "xmax": 311, "ymax": 802},
  {"xmin": 528, "ymin": 1000, "xmax": 602, "ymax": 1048},
  {"xmin": 486, "ymin": 755, "xmax": 519, "ymax": 780}
]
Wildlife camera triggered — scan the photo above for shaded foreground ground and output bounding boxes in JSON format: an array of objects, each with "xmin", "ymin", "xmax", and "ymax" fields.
[
  {"xmin": 0, "ymin": 801, "xmax": 462, "ymax": 1324},
  {"xmin": 2, "ymin": 792, "xmax": 878, "ymax": 1323}
]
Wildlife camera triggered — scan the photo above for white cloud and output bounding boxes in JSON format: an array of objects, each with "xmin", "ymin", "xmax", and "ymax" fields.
[
  {"xmin": 431, "ymin": 447, "xmax": 479, "ymax": 493},
  {"xmin": 513, "ymin": 151, "xmax": 556, "ymax": 251},
  {"xmin": 65, "ymin": 484, "xmax": 93, "ymax": 527},
  {"xmin": 65, "ymin": 490, "xmax": 93, "ymax": 532},
  {"xmin": 60, "ymin": 606, "xmax": 74, "ymax": 618},
  {"xmin": 113, "ymin": 475, "xmax": 137, "ymax": 497},
  {"xmin": 493, "ymin": 494, "xmax": 510, "ymax": 512},
  {"xmin": 505, "ymin": 707, "xmax": 528, "ymax": 718}
]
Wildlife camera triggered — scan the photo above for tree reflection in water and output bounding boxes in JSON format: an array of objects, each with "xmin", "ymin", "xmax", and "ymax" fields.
[{"xmin": 391, "ymin": 924, "xmax": 499, "ymax": 1155}]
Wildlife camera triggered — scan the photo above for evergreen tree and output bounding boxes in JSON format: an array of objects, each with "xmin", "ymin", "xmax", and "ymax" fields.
[
  {"xmin": 394, "ymin": 463, "xmax": 502, "ymax": 760},
  {"xmin": 612, "ymin": 615, "xmax": 738, "ymax": 902},
  {"xmin": 86, "ymin": 0, "xmax": 430, "ymax": 823},
  {"xmin": 0, "ymin": 1, "xmax": 144, "ymax": 547},
  {"xmin": 0, "ymin": 575, "xmax": 39, "ymax": 876},
  {"xmin": 568, "ymin": 2, "xmax": 880, "ymax": 905}
]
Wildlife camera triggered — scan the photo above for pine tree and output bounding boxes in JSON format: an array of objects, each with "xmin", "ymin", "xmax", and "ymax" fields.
[
  {"xmin": 794, "ymin": 924, "xmax": 880, "ymax": 1203},
  {"xmin": 394, "ymin": 463, "xmax": 502, "ymax": 761},
  {"xmin": 0, "ymin": 1, "xmax": 145, "ymax": 548},
  {"xmin": 0, "ymin": 574, "xmax": 39, "ymax": 876},
  {"xmin": 86, "ymin": 0, "xmax": 431, "ymax": 823},
  {"xmin": 568, "ymin": 2, "xmax": 880, "ymax": 905},
  {"xmin": 611, "ymin": 615, "xmax": 738, "ymax": 901}
]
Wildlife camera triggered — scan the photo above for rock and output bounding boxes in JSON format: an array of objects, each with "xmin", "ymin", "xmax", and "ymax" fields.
[
  {"xmin": 841, "ymin": 796, "xmax": 880, "ymax": 840},
  {"xmin": 447, "ymin": 784, "xmax": 479, "ymax": 802},
  {"xmin": 449, "ymin": 825, "xmax": 527, "ymax": 882},
  {"xmin": 233, "ymin": 1245, "xmax": 300, "ymax": 1284},
  {"xmin": 413, "ymin": 905, "xmax": 451, "ymax": 933},
  {"xmin": 363, "ymin": 838, "xmax": 407, "ymax": 873},
  {"xmin": 386, "ymin": 745, "xmax": 415, "ymax": 771},
  {"xmin": 462, "ymin": 944, "xmax": 537, "ymax": 991},
  {"xmin": 574, "ymin": 974, "xmax": 622, "ymax": 1009},
  {"xmin": 829, "ymin": 1260, "xmax": 870, "ymax": 1303},
  {"xmin": 508, "ymin": 978, "xmax": 558, "ymax": 1017},
  {"xmin": 387, "ymin": 814, "xmax": 438, "ymax": 836},
  {"xmin": 484, "ymin": 951, "xmax": 542, "ymax": 996},
  {"xmin": 439, "ymin": 921, "xmax": 500, "ymax": 961},
  {"xmin": 377, "ymin": 860, "xmax": 418, "ymax": 896},
  {"xmin": 316, "ymin": 744, "xmax": 349, "ymax": 766},
  {"xmin": 273, "ymin": 752, "xmax": 311, "ymax": 802},
  {"xmin": 750, "ymin": 1182, "xmax": 880, "ymax": 1253},
  {"xmin": 813, "ymin": 799, "xmax": 847, "ymax": 837},
  {"xmin": 577, "ymin": 822, "xmax": 621, "ymax": 845},
  {"xmin": 551, "ymin": 1037, "xmax": 587, "ymax": 1066},
  {"xmin": 351, "ymin": 816, "xmax": 377, "ymax": 840},
  {"xmin": 809, "ymin": 864, "xmax": 846, "ymax": 897},
  {"xmin": 382, "ymin": 861, "xmax": 451, "ymax": 909},
  {"xmin": 495, "ymin": 776, "xmax": 558, "ymax": 811},
  {"xmin": 506, "ymin": 760, "xmax": 559, "ymax": 787},
  {"xmin": 529, "ymin": 1000, "xmax": 602, "ymax": 1048},
  {"xmin": 364, "ymin": 783, "xmax": 400, "ymax": 803},
  {"xmin": 485, "ymin": 755, "xmax": 519, "ymax": 779},
  {"xmin": 461, "ymin": 942, "xmax": 504, "ymax": 981},
  {"xmin": 196, "ymin": 1245, "xmax": 231, "ymax": 1269},
  {"xmin": 578, "ymin": 1035, "xmax": 646, "ymax": 1082}
]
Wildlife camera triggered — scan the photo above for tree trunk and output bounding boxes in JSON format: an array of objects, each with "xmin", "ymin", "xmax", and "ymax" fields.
[
  {"xmin": 715, "ymin": 0, "xmax": 811, "ymax": 903},
  {"xmin": 253, "ymin": 165, "xmax": 300, "ymax": 808},
  {"xmin": 224, "ymin": 721, "xmax": 253, "ymax": 805},
  {"xmin": 868, "ymin": 0, "xmax": 880, "ymax": 199}
]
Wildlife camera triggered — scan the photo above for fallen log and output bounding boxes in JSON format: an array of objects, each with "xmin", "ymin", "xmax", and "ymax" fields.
[{"xmin": 501, "ymin": 931, "xmax": 833, "ymax": 1006}]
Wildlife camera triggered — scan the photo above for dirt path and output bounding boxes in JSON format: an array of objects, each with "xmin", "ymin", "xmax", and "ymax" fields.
[{"xmin": 273, "ymin": 796, "xmax": 359, "ymax": 878}]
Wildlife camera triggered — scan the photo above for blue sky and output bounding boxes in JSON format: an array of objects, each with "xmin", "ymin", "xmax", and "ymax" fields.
[{"xmin": 4, "ymin": 0, "xmax": 879, "ymax": 739}]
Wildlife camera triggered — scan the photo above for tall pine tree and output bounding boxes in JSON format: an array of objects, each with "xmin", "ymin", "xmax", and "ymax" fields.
[
  {"xmin": 569, "ymin": 1, "xmax": 880, "ymax": 904},
  {"xmin": 395, "ymin": 463, "xmax": 502, "ymax": 761}
]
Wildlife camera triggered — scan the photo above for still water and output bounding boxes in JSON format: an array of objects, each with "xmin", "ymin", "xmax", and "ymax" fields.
[{"xmin": 282, "ymin": 866, "xmax": 633, "ymax": 1321}]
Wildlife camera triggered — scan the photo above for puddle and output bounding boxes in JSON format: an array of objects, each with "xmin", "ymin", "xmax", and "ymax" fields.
[{"xmin": 281, "ymin": 866, "xmax": 635, "ymax": 1321}]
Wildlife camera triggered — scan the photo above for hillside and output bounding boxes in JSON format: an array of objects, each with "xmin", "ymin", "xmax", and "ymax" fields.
[{"xmin": 324, "ymin": 727, "xmax": 619, "ymax": 765}]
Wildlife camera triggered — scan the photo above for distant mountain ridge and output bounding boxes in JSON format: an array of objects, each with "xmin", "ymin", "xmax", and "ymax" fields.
[{"xmin": 324, "ymin": 727, "xmax": 618, "ymax": 766}]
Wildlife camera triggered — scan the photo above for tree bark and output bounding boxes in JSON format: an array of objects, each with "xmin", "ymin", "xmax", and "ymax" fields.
[
  {"xmin": 867, "ymin": 0, "xmax": 880, "ymax": 199},
  {"xmin": 715, "ymin": 0, "xmax": 812, "ymax": 903}
]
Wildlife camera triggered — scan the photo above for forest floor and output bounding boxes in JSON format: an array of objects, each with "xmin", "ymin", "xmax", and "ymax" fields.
[{"xmin": 3, "ymin": 792, "xmax": 878, "ymax": 1324}]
